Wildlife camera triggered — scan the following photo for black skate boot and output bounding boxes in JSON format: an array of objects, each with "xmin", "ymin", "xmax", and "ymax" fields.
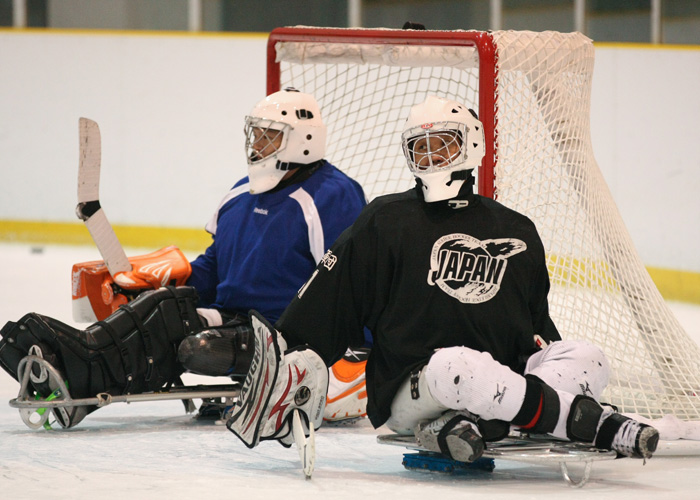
[
  {"xmin": 595, "ymin": 412, "xmax": 659, "ymax": 459},
  {"xmin": 414, "ymin": 410, "xmax": 485, "ymax": 463},
  {"xmin": 568, "ymin": 396, "xmax": 659, "ymax": 460}
]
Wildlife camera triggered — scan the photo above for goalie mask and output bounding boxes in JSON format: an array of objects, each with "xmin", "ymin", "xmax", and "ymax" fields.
[
  {"xmin": 244, "ymin": 88, "xmax": 327, "ymax": 194},
  {"xmin": 401, "ymin": 96, "xmax": 485, "ymax": 202}
]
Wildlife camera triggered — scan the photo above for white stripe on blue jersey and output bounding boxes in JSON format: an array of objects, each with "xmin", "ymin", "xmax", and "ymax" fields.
[
  {"xmin": 205, "ymin": 182, "xmax": 250, "ymax": 235},
  {"xmin": 289, "ymin": 187, "xmax": 325, "ymax": 264}
]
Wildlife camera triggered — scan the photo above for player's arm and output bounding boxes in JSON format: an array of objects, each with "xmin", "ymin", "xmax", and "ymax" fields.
[
  {"xmin": 529, "ymin": 237, "xmax": 562, "ymax": 345},
  {"xmin": 186, "ymin": 240, "xmax": 219, "ymax": 307},
  {"xmin": 317, "ymin": 179, "xmax": 367, "ymax": 253},
  {"xmin": 277, "ymin": 215, "xmax": 375, "ymax": 365}
]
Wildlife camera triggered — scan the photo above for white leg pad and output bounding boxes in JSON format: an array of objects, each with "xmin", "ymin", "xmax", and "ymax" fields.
[
  {"xmin": 525, "ymin": 340, "xmax": 610, "ymax": 401},
  {"xmin": 424, "ymin": 346, "xmax": 527, "ymax": 422}
]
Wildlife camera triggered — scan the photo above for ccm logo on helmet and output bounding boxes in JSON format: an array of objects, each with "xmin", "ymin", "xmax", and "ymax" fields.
[{"xmin": 421, "ymin": 123, "xmax": 434, "ymax": 129}]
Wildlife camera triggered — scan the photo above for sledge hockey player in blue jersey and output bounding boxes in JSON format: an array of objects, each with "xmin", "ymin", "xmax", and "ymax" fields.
[
  {"xmin": 186, "ymin": 88, "xmax": 364, "ymax": 326},
  {"xmin": 0, "ymin": 88, "xmax": 368, "ymax": 428},
  {"xmin": 182, "ymin": 88, "xmax": 370, "ymax": 422},
  {"xmin": 226, "ymin": 96, "xmax": 660, "ymax": 463}
]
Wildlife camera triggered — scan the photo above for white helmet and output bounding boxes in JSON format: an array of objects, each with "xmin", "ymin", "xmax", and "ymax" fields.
[
  {"xmin": 244, "ymin": 88, "xmax": 327, "ymax": 194},
  {"xmin": 401, "ymin": 96, "xmax": 485, "ymax": 202}
]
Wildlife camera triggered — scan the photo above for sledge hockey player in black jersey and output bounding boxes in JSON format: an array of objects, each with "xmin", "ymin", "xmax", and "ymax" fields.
[{"xmin": 226, "ymin": 96, "xmax": 660, "ymax": 463}]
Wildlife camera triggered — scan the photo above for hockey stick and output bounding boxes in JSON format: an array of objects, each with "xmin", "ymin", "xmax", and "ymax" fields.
[{"xmin": 75, "ymin": 117, "xmax": 132, "ymax": 276}]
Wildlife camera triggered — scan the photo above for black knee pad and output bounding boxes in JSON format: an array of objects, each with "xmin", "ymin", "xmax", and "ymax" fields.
[
  {"xmin": 566, "ymin": 394, "xmax": 604, "ymax": 443},
  {"xmin": 512, "ymin": 374, "xmax": 560, "ymax": 435},
  {"xmin": 178, "ymin": 320, "xmax": 253, "ymax": 378}
]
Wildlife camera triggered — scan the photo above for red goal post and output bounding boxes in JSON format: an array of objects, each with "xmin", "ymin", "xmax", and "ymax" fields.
[
  {"xmin": 265, "ymin": 26, "xmax": 700, "ymax": 421},
  {"xmin": 267, "ymin": 27, "xmax": 497, "ymax": 199}
]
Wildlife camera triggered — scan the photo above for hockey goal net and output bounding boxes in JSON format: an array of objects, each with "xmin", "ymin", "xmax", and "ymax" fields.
[{"xmin": 267, "ymin": 27, "xmax": 700, "ymax": 420}]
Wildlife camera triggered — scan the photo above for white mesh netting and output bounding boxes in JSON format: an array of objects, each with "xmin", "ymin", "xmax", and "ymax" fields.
[{"xmin": 272, "ymin": 28, "xmax": 700, "ymax": 420}]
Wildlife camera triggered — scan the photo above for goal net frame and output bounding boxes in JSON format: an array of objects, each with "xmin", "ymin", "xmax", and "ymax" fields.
[{"xmin": 266, "ymin": 26, "xmax": 700, "ymax": 420}]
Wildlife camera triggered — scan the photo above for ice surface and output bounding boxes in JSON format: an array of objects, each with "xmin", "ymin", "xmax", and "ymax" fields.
[{"xmin": 2, "ymin": 243, "xmax": 700, "ymax": 499}]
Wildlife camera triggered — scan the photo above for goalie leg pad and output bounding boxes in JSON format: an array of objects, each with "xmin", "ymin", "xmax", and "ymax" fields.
[
  {"xmin": 265, "ymin": 346, "xmax": 329, "ymax": 447},
  {"xmin": 226, "ymin": 311, "xmax": 283, "ymax": 448},
  {"xmin": 227, "ymin": 310, "xmax": 328, "ymax": 448},
  {"xmin": 0, "ymin": 286, "xmax": 203, "ymax": 406}
]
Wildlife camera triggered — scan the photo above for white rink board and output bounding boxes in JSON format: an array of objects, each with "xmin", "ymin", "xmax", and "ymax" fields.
[{"xmin": 0, "ymin": 31, "xmax": 698, "ymax": 271}]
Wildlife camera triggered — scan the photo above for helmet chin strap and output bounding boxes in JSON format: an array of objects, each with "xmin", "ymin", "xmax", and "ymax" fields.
[
  {"xmin": 268, "ymin": 159, "xmax": 324, "ymax": 193},
  {"xmin": 447, "ymin": 170, "xmax": 476, "ymax": 209},
  {"xmin": 414, "ymin": 169, "xmax": 476, "ymax": 207},
  {"xmin": 450, "ymin": 169, "xmax": 474, "ymax": 185}
]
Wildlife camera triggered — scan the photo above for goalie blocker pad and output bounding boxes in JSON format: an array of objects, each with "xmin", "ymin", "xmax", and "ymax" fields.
[
  {"xmin": 71, "ymin": 245, "xmax": 192, "ymax": 323},
  {"xmin": 0, "ymin": 286, "xmax": 203, "ymax": 409},
  {"xmin": 227, "ymin": 310, "xmax": 328, "ymax": 448}
]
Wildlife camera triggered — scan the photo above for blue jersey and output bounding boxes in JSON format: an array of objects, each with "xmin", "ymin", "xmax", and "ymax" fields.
[{"xmin": 187, "ymin": 161, "xmax": 366, "ymax": 323}]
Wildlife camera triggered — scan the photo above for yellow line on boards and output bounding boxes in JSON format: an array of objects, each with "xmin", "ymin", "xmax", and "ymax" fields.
[
  {"xmin": 1, "ymin": 220, "xmax": 699, "ymax": 304},
  {"xmin": 0, "ymin": 220, "xmax": 210, "ymax": 253}
]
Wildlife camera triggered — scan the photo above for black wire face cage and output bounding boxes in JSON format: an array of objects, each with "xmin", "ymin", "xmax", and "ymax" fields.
[
  {"xmin": 244, "ymin": 116, "xmax": 290, "ymax": 165},
  {"xmin": 402, "ymin": 121, "xmax": 468, "ymax": 173}
]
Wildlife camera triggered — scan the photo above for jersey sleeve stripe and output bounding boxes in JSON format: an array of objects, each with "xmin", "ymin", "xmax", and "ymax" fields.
[
  {"xmin": 205, "ymin": 183, "xmax": 250, "ymax": 235},
  {"xmin": 289, "ymin": 187, "xmax": 325, "ymax": 264}
]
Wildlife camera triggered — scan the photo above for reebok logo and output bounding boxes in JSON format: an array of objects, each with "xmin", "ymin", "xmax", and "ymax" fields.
[
  {"xmin": 427, "ymin": 233, "xmax": 526, "ymax": 303},
  {"xmin": 254, "ymin": 207, "xmax": 268, "ymax": 215}
]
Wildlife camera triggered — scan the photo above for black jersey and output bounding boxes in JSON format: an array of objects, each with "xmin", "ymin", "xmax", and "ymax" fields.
[{"xmin": 276, "ymin": 187, "xmax": 561, "ymax": 428}]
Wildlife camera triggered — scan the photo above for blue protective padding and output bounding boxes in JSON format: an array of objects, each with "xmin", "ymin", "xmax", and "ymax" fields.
[{"xmin": 401, "ymin": 452, "xmax": 495, "ymax": 474}]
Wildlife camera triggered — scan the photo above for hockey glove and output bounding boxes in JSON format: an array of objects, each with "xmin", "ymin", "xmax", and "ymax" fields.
[
  {"xmin": 72, "ymin": 245, "xmax": 191, "ymax": 322},
  {"xmin": 226, "ymin": 310, "xmax": 328, "ymax": 448}
]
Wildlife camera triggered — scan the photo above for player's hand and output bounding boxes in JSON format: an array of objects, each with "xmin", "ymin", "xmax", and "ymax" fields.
[{"xmin": 113, "ymin": 246, "xmax": 192, "ymax": 290}]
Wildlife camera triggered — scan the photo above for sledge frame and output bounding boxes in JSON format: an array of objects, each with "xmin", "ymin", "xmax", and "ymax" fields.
[
  {"xmin": 378, "ymin": 432, "xmax": 617, "ymax": 488},
  {"xmin": 9, "ymin": 356, "xmax": 240, "ymax": 430}
]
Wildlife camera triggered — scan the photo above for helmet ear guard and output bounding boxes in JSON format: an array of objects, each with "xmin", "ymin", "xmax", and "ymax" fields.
[
  {"xmin": 401, "ymin": 96, "xmax": 485, "ymax": 202},
  {"xmin": 245, "ymin": 88, "xmax": 327, "ymax": 194}
]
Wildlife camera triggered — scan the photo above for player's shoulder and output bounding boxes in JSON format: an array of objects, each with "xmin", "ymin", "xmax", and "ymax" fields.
[
  {"xmin": 479, "ymin": 195, "xmax": 536, "ymax": 224},
  {"xmin": 218, "ymin": 179, "xmax": 252, "ymax": 206},
  {"xmin": 315, "ymin": 161, "xmax": 364, "ymax": 190},
  {"xmin": 477, "ymin": 195, "xmax": 543, "ymax": 243},
  {"xmin": 369, "ymin": 188, "xmax": 419, "ymax": 209},
  {"xmin": 231, "ymin": 175, "xmax": 250, "ymax": 188},
  {"xmin": 304, "ymin": 161, "xmax": 366, "ymax": 204},
  {"xmin": 354, "ymin": 188, "xmax": 420, "ymax": 225}
]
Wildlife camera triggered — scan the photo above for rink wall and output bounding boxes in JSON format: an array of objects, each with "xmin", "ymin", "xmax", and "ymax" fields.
[{"xmin": 0, "ymin": 29, "xmax": 698, "ymax": 303}]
